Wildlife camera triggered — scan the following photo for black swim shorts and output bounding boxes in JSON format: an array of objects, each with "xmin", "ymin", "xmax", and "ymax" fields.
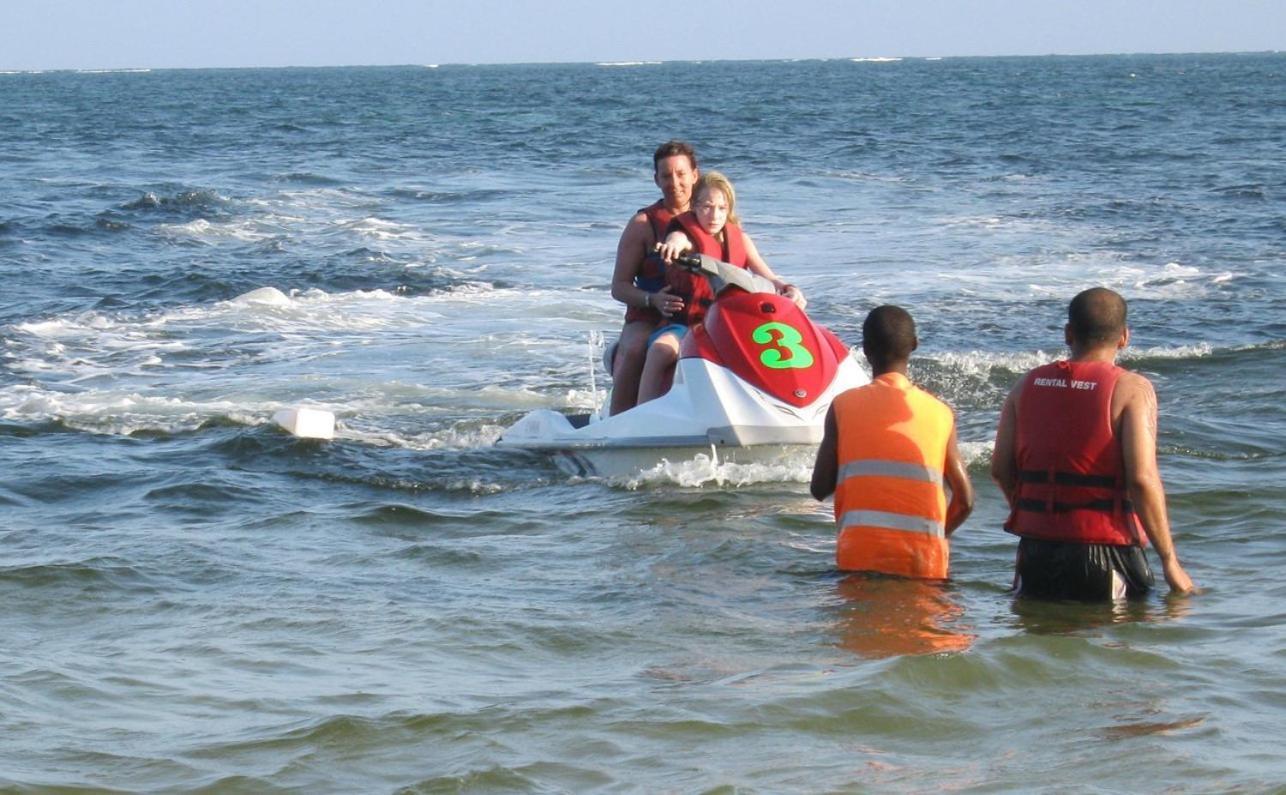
[{"xmin": 1015, "ymin": 537, "xmax": 1155, "ymax": 601}]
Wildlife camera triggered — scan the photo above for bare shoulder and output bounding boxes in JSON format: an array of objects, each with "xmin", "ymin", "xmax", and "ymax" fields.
[
  {"xmin": 1114, "ymin": 369, "xmax": 1157, "ymax": 410},
  {"xmin": 615, "ymin": 209, "xmax": 655, "ymax": 257},
  {"xmin": 621, "ymin": 209, "xmax": 651, "ymax": 237},
  {"xmin": 1112, "ymin": 369, "xmax": 1159, "ymax": 437}
]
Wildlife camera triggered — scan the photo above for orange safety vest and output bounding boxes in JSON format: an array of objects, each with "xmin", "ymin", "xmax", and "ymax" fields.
[{"xmin": 832, "ymin": 372, "xmax": 954, "ymax": 579}]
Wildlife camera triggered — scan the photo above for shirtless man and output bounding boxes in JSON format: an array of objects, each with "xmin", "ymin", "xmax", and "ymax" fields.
[
  {"xmin": 991, "ymin": 287, "xmax": 1196, "ymax": 599},
  {"xmin": 607, "ymin": 141, "xmax": 698, "ymax": 416}
]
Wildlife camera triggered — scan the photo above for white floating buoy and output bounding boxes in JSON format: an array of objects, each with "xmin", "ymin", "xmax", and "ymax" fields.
[{"xmin": 272, "ymin": 407, "xmax": 336, "ymax": 440}]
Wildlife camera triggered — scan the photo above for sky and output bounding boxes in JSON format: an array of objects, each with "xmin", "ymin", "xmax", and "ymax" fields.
[{"xmin": 3, "ymin": 0, "xmax": 1283, "ymax": 71}]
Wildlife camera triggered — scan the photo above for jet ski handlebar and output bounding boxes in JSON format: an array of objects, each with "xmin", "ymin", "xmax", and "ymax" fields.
[
  {"xmin": 672, "ymin": 253, "xmax": 780, "ymax": 296},
  {"xmin": 672, "ymin": 253, "xmax": 705, "ymax": 272}
]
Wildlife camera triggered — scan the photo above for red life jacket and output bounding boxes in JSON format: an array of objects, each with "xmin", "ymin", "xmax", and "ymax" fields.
[
  {"xmin": 624, "ymin": 201, "xmax": 675, "ymax": 323},
  {"xmin": 1006, "ymin": 360, "xmax": 1144, "ymax": 546},
  {"xmin": 664, "ymin": 211, "xmax": 748, "ymax": 327}
]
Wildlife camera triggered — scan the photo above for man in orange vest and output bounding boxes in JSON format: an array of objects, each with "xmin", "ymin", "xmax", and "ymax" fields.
[
  {"xmin": 991, "ymin": 287, "xmax": 1196, "ymax": 599},
  {"xmin": 811, "ymin": 306, "xmax": 974, "ymax": 579}
]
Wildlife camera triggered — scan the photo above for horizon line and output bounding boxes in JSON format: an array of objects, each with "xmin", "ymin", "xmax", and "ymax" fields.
[{"xmin": 2, "ymin": 49, "xmax": 1280, "ymax": 75}]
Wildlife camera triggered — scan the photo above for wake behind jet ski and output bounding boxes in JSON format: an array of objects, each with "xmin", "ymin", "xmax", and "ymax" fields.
[{"xmin": 496, "ymin": 253, "xmax": 869, "ymax": 477}]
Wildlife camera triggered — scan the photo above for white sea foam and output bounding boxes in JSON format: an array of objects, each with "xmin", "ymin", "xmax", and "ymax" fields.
[
  {"xmin": 1122, "ymin": 342, "xmax": 1214, "ymax": 361},
  {"xmin": 206, "ymin": 189, "xmax": 452, "ymax": 257},
  {"xmin": 617, "ymin": 450, "xmax": 816, "ymax": 489},
  {"xmin": 1, "ymin": 281, "xmax": 625, "ymax": 439},
  {"xmin": 156, "ymin": 217, "xmax": 282, "ymax": 244},
  {"xmin": 926, "ymin": 349, "xmax": 1063, "ymax": 376},
  {"xmin": 597, "ymin": 432, "xmax": 993, "ymax": 487},
  {"xmin": 0, "ymin": 378, "xmax": 511, "ymax": 441},
  {"xmin": 924, "ymin": 343, "xmax": 1215, "ymax": 376},
  {"xmin": 959, "ymin": 440, "xmax": 994, "ymax": 468},
  {"xmin": 231, "ymin": 287, "xmax": 292, "ymax": 307},
  {"xmin": 334, "ymin": 216, "xmax": 425, "ymax": 242},
  {"xmin": 343, "ymin": 421, "xmax": 511, "ymax": 451},
  {"xmin": 263, "ymin": 187, "xmax": 372, "ymax": 210},
  {"xmin": 0, "ymin": 385, "xmax": 258, "ymax": 435},
  {"xmin": 934, "ymin": 255, "xmax": 1236, "ymax": 303}
]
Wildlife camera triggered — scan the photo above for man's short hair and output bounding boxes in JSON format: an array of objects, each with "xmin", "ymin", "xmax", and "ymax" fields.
[
  {"xmin": 862, "ymin": 305, "xmax": 917, "ymax": 366},
  {"xmin": 653, "ymin": 140, "xmax": 697, "ymax": 173},
  {"xmin": 1068, "ymin": 287, "xmax": 1128, "ymax": 346}
]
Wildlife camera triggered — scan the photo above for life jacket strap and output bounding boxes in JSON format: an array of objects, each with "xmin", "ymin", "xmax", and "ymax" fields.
[
  {"xmin": 1016, "ymin": 498, "xmax": 1135, "ymax": 515},
  {"xmin": 1018, "ymin": 469, "xmax": 1118, "ymax": 488}
]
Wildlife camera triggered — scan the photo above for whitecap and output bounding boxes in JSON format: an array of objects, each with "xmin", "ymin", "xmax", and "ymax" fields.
[
  {"xmin": 155, "ymin": 218, "xmax": 280, "ymax": 244},
  {"xmin": 231, "ymin": 286, "xmax": 292, "ymax": 307},
  {"xmin": 616, "ymin": 450, "xmax": 816, "ymax": 489},
  {"xmin": 1122, "ymin": 343, "xmax": 1214, "ymax": 361},
  {"xmin": 925, "ymin": 349, "xmax": 1063, "ymax": 377},
  {"xmin": 0, "ymin": 385, "xmax": 253, "ymax": 435},
  {"xmin": 335, "ymin": 216, "xmax": 423, "ymax": 242},
  {"xmin": 959, "ymin": 440, "xmax": 994, "ymax": 468}
]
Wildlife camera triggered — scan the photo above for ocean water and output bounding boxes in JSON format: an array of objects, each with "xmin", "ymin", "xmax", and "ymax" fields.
[{"xmin": 1, "ymin": 53, "xmax": 1283, "ymax": 792}]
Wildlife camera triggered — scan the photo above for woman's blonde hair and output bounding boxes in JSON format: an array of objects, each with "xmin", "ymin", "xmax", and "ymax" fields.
[{"xmin": 693, "ymin": 171, "xmax": 739, "ymax": 225}]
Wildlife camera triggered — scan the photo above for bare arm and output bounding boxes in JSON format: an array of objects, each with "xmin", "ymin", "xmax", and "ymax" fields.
[
  {"xmin": 943, "ymin": 425, "xmax": 974, "ymax": 536},
  {"xmin": 990, "ymin": 385, "xmax": 1021, "ymax": 506},
  {"xmin": 610, "ymin": 212, "xmax": 654, "ymax": 308},
  {"xmin": 743, "ymin": 232, "xmax": 806, "ymax": 308},
  {"xmin": 810, "ymin": 404, "xmax": 839, "ymax": 501},
  {"xmin": 1118, "ymin": 374, "xmax": 1196, "ymax": 594},
  {"xmin": 657, "ymin": 229, "xmax": 693, "ymax": 263}
]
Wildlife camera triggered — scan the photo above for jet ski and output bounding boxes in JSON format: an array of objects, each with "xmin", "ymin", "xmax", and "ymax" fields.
[{"xmin": 495, "ymin": 253, "xmax": 869, "ymax": 477}]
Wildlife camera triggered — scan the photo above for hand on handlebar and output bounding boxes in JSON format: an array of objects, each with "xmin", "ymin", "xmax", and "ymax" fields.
[
  {"xmin": 779, "ymin": 283, "xmax": 807, "ymax": 310},
  {"xmin": 656, "ymin": 235, "xmax": 693, "ymax": 264}
]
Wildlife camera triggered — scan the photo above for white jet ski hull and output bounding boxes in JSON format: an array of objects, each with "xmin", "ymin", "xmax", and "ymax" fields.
[{"xmin": 497, "ymin": 355, "xmax": 868, "ymax": 477}]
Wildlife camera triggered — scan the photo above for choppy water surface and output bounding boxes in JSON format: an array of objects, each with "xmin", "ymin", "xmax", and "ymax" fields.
[{"xmin": 1, "ymin": 54, "xmax": 1284, "ymax": 791}]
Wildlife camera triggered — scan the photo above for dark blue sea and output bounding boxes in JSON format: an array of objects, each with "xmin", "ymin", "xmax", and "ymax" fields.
[{"xmin": 1, "ymin": 53, "xmax": 1284, "ymax": 792}]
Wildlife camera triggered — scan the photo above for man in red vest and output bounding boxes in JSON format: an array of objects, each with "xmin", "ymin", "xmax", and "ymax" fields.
[
  {"xmin": 991, "ymin": 287, "xmax": 1196, "ymax": 599},
  {"xmin": 607, "ymin": 141, "xmax": 698, "ymax": 416},
  {"xmin": 811, "ymin": 306, "xmax": 974, "ymax": 579}
]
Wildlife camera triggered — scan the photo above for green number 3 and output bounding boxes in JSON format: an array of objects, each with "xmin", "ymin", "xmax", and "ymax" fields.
[{"xmin": 751, "ymin": 322, "xmax": 815, "ymax": 369}]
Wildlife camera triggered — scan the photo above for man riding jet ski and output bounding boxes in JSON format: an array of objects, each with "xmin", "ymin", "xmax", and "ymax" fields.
[{"xmin": 495, "ymin": 254, "xmax": 868, "ymax": 477}]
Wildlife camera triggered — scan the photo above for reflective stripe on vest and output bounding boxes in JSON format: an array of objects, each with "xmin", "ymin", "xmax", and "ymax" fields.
[
  {"xmin": 839, "ymin": 459, "xmax": 944, "ymax": 487},
  {"xmin": 838, "ymin": 508, "xmax": 946, "ymax": 538}
]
